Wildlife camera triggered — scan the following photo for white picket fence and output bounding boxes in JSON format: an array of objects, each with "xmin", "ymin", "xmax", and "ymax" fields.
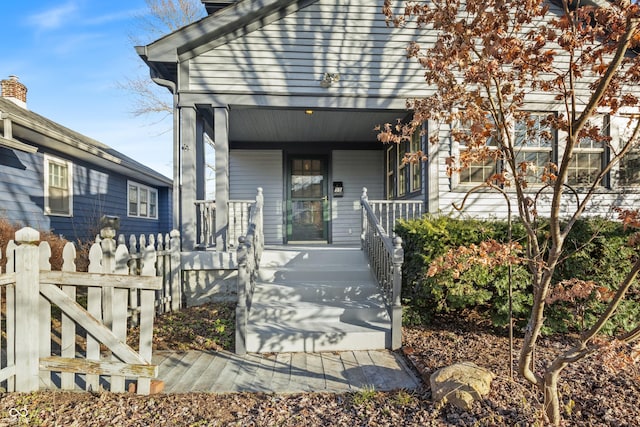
[{"xmin": 0, "ymin": 226, "xmax": 181, "ymax": 394}]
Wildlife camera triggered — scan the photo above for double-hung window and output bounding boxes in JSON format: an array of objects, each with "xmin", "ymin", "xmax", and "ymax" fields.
[
  {"xmin": 44, "ymin": 155, "xmax": 73, "ymax": 216},
  {"xmin": 128, "ymin": 181, "xmax": 158, "ymax": 219},
  {"xmin": 385, "ymin": 127, "xmax": 423, "ymax": 198},
  {"xmin": 456, "ymin": 117, "xmax": 499, "ymax": 186},
  {"xmin": 618, "ymin": 115, "xmax": 640, "ymax": 186},
  {"xmin": 567, "ymin": 114, "xmax": 608, "ymax": 187},
  {"xmin": 513, "ymin": 112, "xmax": 554, "ymax": 185}
]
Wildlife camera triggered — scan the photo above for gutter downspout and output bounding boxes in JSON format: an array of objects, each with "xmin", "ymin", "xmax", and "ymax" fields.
[{"xmin": 149, "ymin": 69, "xmax": 180, "ymax": 234}]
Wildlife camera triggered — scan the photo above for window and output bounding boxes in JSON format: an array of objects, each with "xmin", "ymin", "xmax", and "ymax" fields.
[
  {"xmin": 385, "ymin": 127, "xmax": 423, "ymax": 198},
  {"xmin": 513, "ymin": 112, "xmax": 554, "ymax": 185},
  {"xmin": 618, "ymin": 115, "xmax": 640, "ymax": 186},
  {"xmin": 567, "ymin": 114, "xmax": 608, "ymax": 187},
  {"xmin": 410, "ymin": 129, "xmax": 422, "ymax": 193},
  {"xmin": 128, "ymin": 182, "xmax": 158, "ymax": 219},
  {"xmin": 456, "ymin": 117, "xmax": 499, "ymax": 186},
  {"xmin": 386, "ymin": 146, "xmax": 395, "ymax": 199},
  {"xmin": 398, "ymin": 140, "xmax": 408, "ymax": 197},
  {"xmin": 44, "ymin": 155, "xmax": 73, "ymax": 216}
]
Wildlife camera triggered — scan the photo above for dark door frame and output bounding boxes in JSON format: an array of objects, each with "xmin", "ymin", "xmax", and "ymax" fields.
[{"xmin": 284, "ymin": 154, "xmax": 331, "ymax": 243}]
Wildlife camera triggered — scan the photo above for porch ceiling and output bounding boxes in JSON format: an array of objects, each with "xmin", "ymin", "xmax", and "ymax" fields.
[{"xmin": 228, "ymin": 107, "xmax": 408, "ymax": 143}]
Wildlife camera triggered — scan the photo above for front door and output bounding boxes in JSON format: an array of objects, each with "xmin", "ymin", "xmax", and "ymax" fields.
[{"xmin": 287, "ymin": 156, "xmax": 329, "ymax": 242}]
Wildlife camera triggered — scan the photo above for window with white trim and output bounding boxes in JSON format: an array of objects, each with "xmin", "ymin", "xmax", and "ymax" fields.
[
  {"xmin": 567, "ymin": 114, "xmax": 609, "ymax": 187},
  {"xmin": 513, "ymin": 112, "xmax": 554, "ymax": 185},
  {"xmin": 455, "ymin": 117, "xmax": 499, "ymax": 186},
  {"xmin": 410, "ymin": 129, "xmax": 422, "ymax": 193},
  {"xmin": 385, "ymin": 127, "xmax": 423, "ymax": 198},
  {"xmin": 618, "ymin": 115, "xmax": 640, "ymax": 186},
  {"xmin": 386, "ymin": 146, "xmax": 395, "ymax": 199},
  {"xmin": 44, "ymin": 155, "xmax": 73, "ymax": 216},
  {"xmin": 128, "ymin": 182, "xmax": 158, "ymax": 219}
]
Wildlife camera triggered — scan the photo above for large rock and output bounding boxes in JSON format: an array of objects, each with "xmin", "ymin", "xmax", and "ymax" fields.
[{"xmin": 430, "ymin": 362, "xmax": 495, "ymax": 410}]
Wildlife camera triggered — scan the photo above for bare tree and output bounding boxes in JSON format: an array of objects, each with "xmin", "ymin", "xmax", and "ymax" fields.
[
  {"xmin": 381, "ymin": 0, "xmax": 640, "ymax": 424},
  {"xmin": 121, "ymin": 0, "xmax": 205, "ymax": 118}
]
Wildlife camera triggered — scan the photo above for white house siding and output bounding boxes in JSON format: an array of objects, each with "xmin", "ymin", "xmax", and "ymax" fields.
[
  {"xmin": 230, "ymin": 149, "xmax": 284, "ymax": 244},
  {"xmin": 187, "ymin": 0, "xmax": 432, "ymax": 99},
  {"xmin": 433, "ymin": 114, "xmax": 640, "ymax": 221},
  {"xmin": 331, "ymin": 150, "xmax": 383, "ymax": 245}
]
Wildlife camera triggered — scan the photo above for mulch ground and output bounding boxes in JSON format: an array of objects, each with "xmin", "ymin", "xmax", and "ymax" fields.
[{"xmin": 0, "ymin": 305, "xmax": 638, "ymax": 426}]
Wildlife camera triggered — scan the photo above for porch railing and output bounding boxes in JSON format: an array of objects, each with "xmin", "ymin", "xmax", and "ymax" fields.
[
  {"xmin": 235, "ymin": 188, "xmax": 264, "ymax": 355},
  {"xmin": 195, "ymin": 200, "xmax": 215, "ymax": 248},
  {"xmin": 360, "ymin": 188, "xmax": 404, "ymax": 350},
  {"xmin": 195, "ymin": 199, "xmax": 254, "ymax": 249},
  {"xmin": 368, "ymin": 199, "xmax": 424, "ymax": 236}
]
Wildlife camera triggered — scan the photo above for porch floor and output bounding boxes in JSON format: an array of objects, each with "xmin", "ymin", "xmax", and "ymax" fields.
[{"xmin": 152, "ymin": 349, "xmax": 421, "ymax": 393}]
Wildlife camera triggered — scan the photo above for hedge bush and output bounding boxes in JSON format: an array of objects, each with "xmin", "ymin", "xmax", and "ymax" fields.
[{"xmin": 395, "ymin": 215, "xmax": 639, "ymax": 335}]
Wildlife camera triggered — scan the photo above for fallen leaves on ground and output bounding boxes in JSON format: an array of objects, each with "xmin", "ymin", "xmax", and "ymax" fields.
[{"xmin": 1, "ymin": 309, "xmax": 638, "ymax": 426}]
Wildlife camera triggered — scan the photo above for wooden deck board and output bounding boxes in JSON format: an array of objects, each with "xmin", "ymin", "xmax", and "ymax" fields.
[
  {"xmin": 170, "ymin": 352, "xmax": 217, "ymax": 393},
  {"xmin": 339, "ymin": 351, "xmax": 371, "ymax": 390},
  {"xmin": 270, "ymin": 353, "xmax": 292, "ymax": 391},
  {"xmin": 321, "ymin": 353, "xmax": 350, "ymax": 392},
  {"xmin": 369, "ymin": 350, "xmax": 421, "ymax": 390},
  {"xmin": 189, "ymin": 353, "xmax": 230, "ymax": 392},
  {"xmin": 153, "ymin": 350, "xmax": 420, "ymax": 394},
  {"xmin": 352, "ymin": 350, "xmax": 388, "ymax": 390},
  {"xmin": 286, "ymin": 352, "xmax": 309, "ymax": 393},
  {"xmin": 160, "ymin": 352, "xmax": 205, "ymax": 393},
  {"xmin": 230, "ymin": 353, "xmax": 263, "ymax": 392},
  {"xmin": 249, "ymin": 353, "xmax": 277, "ymax": 392},
  {"xmin": 303, "ymin": 353, "xmax": 326, "ymax": 392},
  {"xmin": 210, "ymin": 353, "xmax": 247, "ymax": 391}
]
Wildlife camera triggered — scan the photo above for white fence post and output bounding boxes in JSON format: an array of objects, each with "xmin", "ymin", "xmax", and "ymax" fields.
[
  {"xmin": 14, "ymin": 227, "xmax": 40, "ymax": 392},
  {"xmin": 60, "ymin": 241, "xmax": 77, "ymax": 390},
  {"xmin": 38, "ymin": 241, "xmax": 52, "ymax": 389}
]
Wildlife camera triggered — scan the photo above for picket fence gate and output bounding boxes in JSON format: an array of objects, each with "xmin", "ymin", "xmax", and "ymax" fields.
[{"xmin": 0, "ymin": 226, "xmax": 181, "ymax": 395}]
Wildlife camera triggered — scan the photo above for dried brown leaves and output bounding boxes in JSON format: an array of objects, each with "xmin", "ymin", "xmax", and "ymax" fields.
[{"xmin": 427, "ymin": 239, "xmax": 523, "ymax": 279}]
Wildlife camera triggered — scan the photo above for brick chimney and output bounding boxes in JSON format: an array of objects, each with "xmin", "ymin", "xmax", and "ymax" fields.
[{"xmin": 1, "ymin": 75, "xmax": 27, "ymax": 108}]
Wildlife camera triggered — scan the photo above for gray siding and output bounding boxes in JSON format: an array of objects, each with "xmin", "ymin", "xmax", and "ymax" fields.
[
  {"xmin": 189, "ymin": 0, "xmax": 429, "ymax": 99},
  {"xmin": 230, "ymin": 149, "xmax": 284, "ymax": 244},
  {"xmin": 331, "ymin": 150, "xmax": 383, "ymax": 245}
]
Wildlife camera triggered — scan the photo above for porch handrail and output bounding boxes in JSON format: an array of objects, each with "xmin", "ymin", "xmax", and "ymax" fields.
[
  {"xmin": 360, "ymin": 188, "xmax": 403, "ymax": 350},
  {"xmin": 235, "ymin": 188, "xmax": 264, "ymax": 355}
]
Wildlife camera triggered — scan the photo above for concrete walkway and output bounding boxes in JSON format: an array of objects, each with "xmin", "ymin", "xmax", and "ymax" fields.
[{"xmin": 152, "ymin": 349, "xmax": 421, "ymax": 394}]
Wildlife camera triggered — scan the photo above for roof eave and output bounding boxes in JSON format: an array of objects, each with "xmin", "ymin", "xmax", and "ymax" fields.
[
  {"xmin": 137, "ymin": 0, "xmax": 312, "ymax": 65},
  {"xmin": 2, "ymin": 108, "xmax": 172, "ymax": 187}
]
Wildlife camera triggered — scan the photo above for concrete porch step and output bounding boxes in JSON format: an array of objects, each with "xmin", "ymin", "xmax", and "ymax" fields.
[
  {"xmin": 245, "ymin": 245, "xmax": 389, "ymax": 354},
  {"xmin": 246, "ymin": 319, "xmax": 390, "ymax": 353},
  {"xmin": 257, "ymin": 267, "xmax": 373, "ymax": 283},
  {"xmin": 249, "ymin": 300, "xmax": 390, "ymax": 323},
  {"xmin": 252, "ymin": 281, "xmax": 384, "ymax": 303},
  {"xmin": 260, "ymin": 246, "xmax": 369, "ymax": 269}
]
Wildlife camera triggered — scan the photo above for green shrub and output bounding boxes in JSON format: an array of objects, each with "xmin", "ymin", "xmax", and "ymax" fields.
[{"xmin": 396, "ymin": 214, "xmax": 639, "ymax": 335}]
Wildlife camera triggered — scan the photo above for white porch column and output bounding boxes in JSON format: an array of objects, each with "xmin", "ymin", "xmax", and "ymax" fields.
[
  {"xmin": 180, "ymin": 106, "xmax": 198, "ymax": 250},
  {"xmin": 214, "ymin": 107, "xmax": 230, "ymax": 251}
]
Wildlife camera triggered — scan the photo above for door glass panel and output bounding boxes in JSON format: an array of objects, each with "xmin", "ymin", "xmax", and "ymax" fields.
[
  {"xmin": 291, "ymin": 200, "xmax": 324, "ymax": 240},
  {"xmin": 289, "ymin": 157, "xmax": 327, "ymax": 241}
]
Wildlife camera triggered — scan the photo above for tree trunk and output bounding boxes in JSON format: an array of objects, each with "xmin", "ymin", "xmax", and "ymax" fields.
[{"xmin": 543, "ymin": 370, "xmax": 562, "ymax": 426}]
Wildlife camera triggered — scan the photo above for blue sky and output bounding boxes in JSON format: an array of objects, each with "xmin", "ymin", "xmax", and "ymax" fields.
[{"xmin": 0, "ymin": 1, "xmax": 174, "ymax": 178}]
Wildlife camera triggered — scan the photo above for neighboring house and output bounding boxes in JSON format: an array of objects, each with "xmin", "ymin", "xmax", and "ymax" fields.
[
  {"xmin": 136, "ymin": 0, "xmax": 640, "ymax": 253},
  {"xmin": 0, "ymin": 76, "xmax": 173, "ymax": 243}
]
